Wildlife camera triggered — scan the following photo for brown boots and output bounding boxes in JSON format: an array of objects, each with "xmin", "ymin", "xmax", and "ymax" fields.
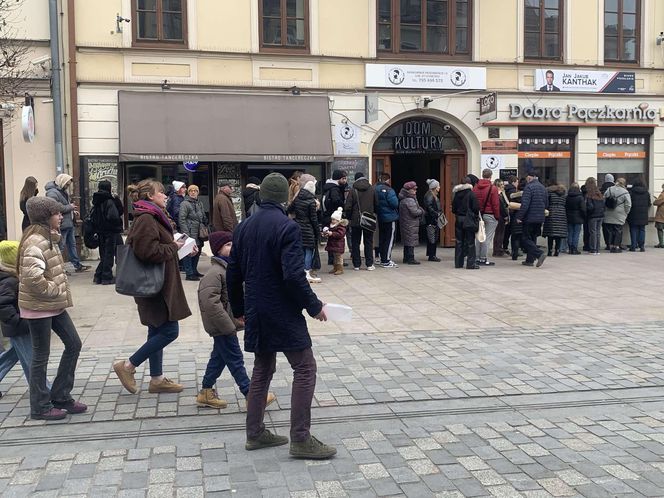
[{"xmin": 332, "ymin": 264, "xmax": 344, "ymax": 275}]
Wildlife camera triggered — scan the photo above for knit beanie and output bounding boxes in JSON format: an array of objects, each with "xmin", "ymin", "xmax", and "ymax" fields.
[
  {"xmin": 26, "ymin": 196, "xmax": 63, "ymax": 225},
  {"xmin": 0, "ymin": 240, "xmax": 19, "ymax": 267},
  {"xmin": 208, "ymin": 231, "xmax": 233, "ymax": 256},
  {"xmin": 331, "ymin": 207, "xmax": 343, "ymax": 222},
  {"xmin": 98, "ymin": 180, "xmax": 112, "ymax": 193},
  {"xmin": 259, "ymin": 173, "xmax": 289, "ymax": 204},
  {"xmin": 303, "ymin": 180, "xmax": 316, "ymax": 194},
  {"xmin": 332, "ymin": 169, "xmax": 347, "ymax": 181},
  {"xmin": 173, "ymin": 180, "xmax": 185, "ymax": 191},
  {"xmin": 247, "ymin": 176, "xmax": 261, "ymax": 186},
  {"xmin": 55, "ymin": 173, "xmax": 73, "ymax": 190},
  {"xmin": 426, "ymin": 179, "xmax": 440, "ymax": 190},
  {"xmin": 354, "ymin": 172, "xmax": 365, "ymax": 181},
  {"xmin": 403, "ymin": 181, "xmax": 417, "ymax": 190},
  {"xmin": 298, "ymin": 173, "xmax": 316, "ymax": 188},
  {"xmin": 604, "ymin": 173, "xmax": 615, "ymax": 184}
]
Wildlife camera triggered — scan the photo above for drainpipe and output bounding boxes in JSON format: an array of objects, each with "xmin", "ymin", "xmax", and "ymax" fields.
[{"xmin": 49, "ymin": 0, "xmax": 64, "ymax": 174}]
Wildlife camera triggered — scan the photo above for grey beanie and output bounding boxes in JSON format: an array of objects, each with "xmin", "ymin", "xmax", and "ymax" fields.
[
  {"xmin": 26, "ymin": 196, "xmax": 63, "ymax": 225},
  {"xmin": 426, "ymin": 179, "xmax": 440, "ymax": 190},
  {"xmin": 259, "ymin": 173, "xmax": 289, "ymax": 204},
  {"xmin": 604, "ymin": 173, "xmax": 615, "ymax": 184}
]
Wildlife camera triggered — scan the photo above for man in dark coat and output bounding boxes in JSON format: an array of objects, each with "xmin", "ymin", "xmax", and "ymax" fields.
[
  {"xmin": 242, "ymin": 176, "xmax": 261, "ymax": 218},
  {"xmin": 627, "ymin": 180, "xmax": 651, "ymax": 251},
  {"xmin": 375, "ymin": 172, "xmax": 399, "ymax": 267},
  {"xmin": 344, "ymin": 172, "xmax": 376, "ymax": 270},
  {"xmin": 516, "ymin": 170, "xmax": 548, "ymax": 267},
  {"xmin": 227, "ymin": 173, "xmax": 336, "ymax": 460},
  {"xmin": 92, "ymin": 180, "xmax": 124, "ymax": 285}
]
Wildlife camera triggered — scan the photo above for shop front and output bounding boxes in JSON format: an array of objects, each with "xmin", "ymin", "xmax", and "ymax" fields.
[{"xmin": 116, "ymin": 91, "xmax": 333, "ymax": 226}]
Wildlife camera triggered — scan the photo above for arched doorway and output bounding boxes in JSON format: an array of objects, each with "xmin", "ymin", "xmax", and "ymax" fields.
[{"xmin": 372, "ymin": 117, "xmax": 467, "ymax": 247}]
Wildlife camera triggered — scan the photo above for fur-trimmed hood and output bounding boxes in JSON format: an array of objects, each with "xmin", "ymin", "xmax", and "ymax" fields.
[
  {"xmin": 452, "ymin": 183, "xmax": 472, "ymax": 193},
  {"xmin": 547, "ymin": 184, "xmax": 566, "ymax": 196},
  {"xmin": 330, "ymin": 218, "xmax": 348, "ymax": 228}
]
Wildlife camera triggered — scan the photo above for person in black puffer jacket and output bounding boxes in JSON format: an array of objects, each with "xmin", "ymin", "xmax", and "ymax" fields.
[
  {"xmin": 0, "ymin": 241, "xmax": 34, "ymax": 398},
  {"xmin": 92, "ymin": 180, "xmax": 124, "ymax": 285},
  {"xmin": 543, "ymin": 184, "xmax": 567, "ymax": 256},
  {"xmin": 565, "ymin": 182, "xmax": 586, "ymax": 254},
  {"xmin": 627, "ymin": 179, "xmax": 652, "ymax": 252},
  {"xmin": 287, "ymin": 179, "xmax": 321, "ymax": 283},
  {"xmin": 451, "ymin": 178, "xmax": 479, "ymax": 269},
  {"xmin": 423, "ymin": 179, "xmax": 442, "ymax": 262},
  {"xmin": 242, "ymin": 177, "xmax": 261, "ymax": 218}
]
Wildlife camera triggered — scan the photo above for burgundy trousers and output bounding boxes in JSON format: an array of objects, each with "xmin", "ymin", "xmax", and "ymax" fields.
[{"xmin": 246, "ymin": 348, "xmax": 317, "ymax": 443}]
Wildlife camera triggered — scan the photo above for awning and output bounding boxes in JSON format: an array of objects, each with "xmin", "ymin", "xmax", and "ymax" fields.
[{"xmin": 118, "ymin": 91, "xmax": 334, "ymax": 162}]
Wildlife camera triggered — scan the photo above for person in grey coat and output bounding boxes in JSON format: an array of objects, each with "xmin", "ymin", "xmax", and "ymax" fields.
[
  {"xmin": 398, "ymin": 181, "xmax": 424, "ymax": 265},
  {"xmin": 179, "ymin": 185, "xmax": 207, "ymax": 280},
  {"xmin": 603, "ymin": 177, "xmax": 632, "ymax": 253}
]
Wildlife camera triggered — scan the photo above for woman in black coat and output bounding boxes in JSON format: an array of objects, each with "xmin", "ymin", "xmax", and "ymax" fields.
[
  {"xmin": 423, "ymin": 179, "xmax": 442, "ymax": 262},
  {"xmin": 543, "ymin": 184, "xmax": 567, "ymax": 256},
  {"xmin": 565, "ymin": 182, "xmax": 586, "ymax": 254},
  {"xmin": 287, "ymin": 180, "xmax": 320, "ymax": 282},
  {"xmin": 452, "ymin": 178, "xmax": 480, "ymax": 269},
  {"xmin": 627, "ymin": 179, "xmax": 652, "ymax": 251}
]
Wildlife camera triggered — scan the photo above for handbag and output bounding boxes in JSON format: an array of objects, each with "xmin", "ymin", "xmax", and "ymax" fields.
[
  {"xmin": 115, "ymin": 244, "xmax": 165, "ymax": 298},
  {"xmin": 199, "ymin": 224, "xmax": 209, "ymax": 241},
  {"xmin": 475, "ymin": 187, "xmax": 493, "ymax": 243},
  {"xmin": 436, "ymin": 212, "xmax": 448, "ymax": 229},
  {"xmin": 354, "ymin": 189, "xmax": 377, "ymax": 232}
]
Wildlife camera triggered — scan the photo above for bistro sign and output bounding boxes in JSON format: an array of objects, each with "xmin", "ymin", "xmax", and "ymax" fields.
[
  {"xmin": 509, "ymin": 103, "xmax": 659, "ymax": 122},
  {"xmin": 394, "ymin": 120, "xmax": 444, "ymax": 154}
]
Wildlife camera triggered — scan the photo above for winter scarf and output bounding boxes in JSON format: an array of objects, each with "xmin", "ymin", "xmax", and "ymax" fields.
[{"xmin": 133, "ymin": 200, "xmax": 173, "ymax": 233}]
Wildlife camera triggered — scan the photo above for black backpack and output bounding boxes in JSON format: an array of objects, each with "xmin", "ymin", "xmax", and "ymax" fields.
[{"xmin": 82, "ymin": 204, "xmax": 102, "ymax": 249}]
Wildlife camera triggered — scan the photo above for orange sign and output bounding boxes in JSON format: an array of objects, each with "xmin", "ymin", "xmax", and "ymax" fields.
[
  {"xmin": 518, "ymin": 151, "xmax": 571, "ymax": 159},
  {"xmin": 597, "ymin": 151, "xmax": 646, "ymax": 159}
]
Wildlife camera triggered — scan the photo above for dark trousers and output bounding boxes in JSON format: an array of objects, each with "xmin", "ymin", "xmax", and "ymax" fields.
[
  {"xmin": 94, "ymin": 233, "xmax": 123, "ymax": 283},
  {"xmin": 510, "ymin": 231, "xmax": 521, "ymax": 259},
  {"xmin": 246, "ymin": 348, "xmax": 317, "ymax": 443},
  {"xmin": 567, "ymin": 223, "xmax": 582, "ymax": 251},
  {"xmin": 183, "ymin": 239, "xmax": 204, "ymax": 277},
  {"xmin": 202, "ymin": 334, "xmax": 250, "ymax": 395},
  {"xmin": 606, "ymin": 223, "xmax": 623, "ymax": 247},
  {"xmin": 521, "ymin": 223, "xmax": 543, "ymax": 263},
  {"xmin": 629, "ymin": 223, "xmax": 646, "ymax": 249},
  {"xmin": 454, "ymin": 220, "xmax": 476, "ymax": 268},
  {"xmin": 582, "ymin": 220, "xmax": 590, "ymax": 250},
  {"xmin": 378, "ymin": 221, "xmax": 396, "ymax": 264},
  {"xmin": 502, "ymin": 222, "xmax": 512, "ymax": 251},
  {"xmin": 350, "ymin": 226, "xmax": 374, "ymax": 268},
  {"xmin": 129, "ymin": 321, "xmax": 179, "ymax": 377},
  {"xmin": 547, "ymin": 237, "xmax": 562, "ymax": 254},
  {"xmin": 602, "ymin": 223, "xmax": 611, "ymax": 249},
  {"xmin": 588, "ymin": 217, "xmax": 602, "ymax": 253},
  {"xmin": 28, "ymin": 311, "xmax": 81, "ymax": 416},
  {"xmin": 493, "ymin": 221, "xmax": 506, "ymax": 256}
]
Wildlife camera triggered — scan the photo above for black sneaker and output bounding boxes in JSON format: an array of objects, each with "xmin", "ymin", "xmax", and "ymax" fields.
[
  {"xmin": 522, "ymin": 261, "xmax": 534, "ymax": 267},
  {"xmin": 427, "ymin": 256, "xmax": 441, "ymax": 262},
  {"xmin": 290, "ymin": 435, "xmax": 337, "ymax": 460},
  {"xmin": 75, "ymin": 265, "xmax": 91, "ymax": 273},
  {"xmin": 246, "ymin": 429, "xmax": 289, "ymax": 451},
  {"xmin": 536, "ymin": 254, "xmax": 547, "ymax": 267},
  {"xmin": 480, "ymin": 260, "xmax": 495, "ymax": 266}
]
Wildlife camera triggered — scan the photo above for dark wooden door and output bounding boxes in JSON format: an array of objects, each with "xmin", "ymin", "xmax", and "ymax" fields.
[{"xmin": 441, "ymin": 154, "xmax": 466, "ymax": 247}]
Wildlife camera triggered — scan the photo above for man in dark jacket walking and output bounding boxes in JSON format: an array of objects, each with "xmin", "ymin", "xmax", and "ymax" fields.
[
  {"xmin": 344, "ymin": 172, "xmax": 376, "ymax": 270},
  {"xmin": 517, "ymin": 170, "xmax": 548, "ymax": 267},
  {"xmin": 375, "ymin": 172, "xmax": 399, "ymax": 268},
  {"xmin": 227, "ymin": 173, "xmax": 336, "ymax": 460},
  {"xmin": 92, "ymin": 180, "xmax": 124, "ymax": 285}
]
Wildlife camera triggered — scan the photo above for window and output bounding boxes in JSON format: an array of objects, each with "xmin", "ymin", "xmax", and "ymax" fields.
[
  {"xmin": 260, "ymin": 0, "xmax": 308, "ymax": 51},
  {"xmin": 604, "ymin": 0, "xmax": 640, "ymax": 63},
  {"xmin": 377, "ymin": 0, "xmax": 471, "ymax": 58},
  {"xmin": 518, "ymin": 135, "xmax": 574, "ymax": 187},
  {"xmin": 132, "ymin": 0, "xmax": 187, "ymax": 47},
  {"xmin": 597, "ymin": 135, "xmax": 648, "ymax": 187},
  {"xmin": 524, "ymin": 0, "xmax": 562, "ymax": 60}
]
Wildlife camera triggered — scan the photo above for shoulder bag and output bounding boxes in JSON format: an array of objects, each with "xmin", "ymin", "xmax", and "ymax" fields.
[
  {"xmin": 355, "ymin": 189, "xmax": 377, "ymax": 232},
  {"xmin": 115, "ymin": 244, "xmax": 165, "ymax": 298},
  {"xmin": 474, "ymin": 188, "xmax": 493, "ymax": 243}
]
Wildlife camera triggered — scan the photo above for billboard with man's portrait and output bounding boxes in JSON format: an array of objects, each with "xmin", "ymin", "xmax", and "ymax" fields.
[{"xmin": 535, "ymin": 69, "xmax": 635, "ymax": 94}]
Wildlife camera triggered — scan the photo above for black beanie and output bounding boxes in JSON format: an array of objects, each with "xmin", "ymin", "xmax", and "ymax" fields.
[
  {"xmin": 98, "ymin": 180, "xmax": 112, "ymax": 193},
  {"xmin": 332, "ymin": 169, "xmax": 346, "ymax": 180},
  {"xmin": 354, "ymin": 172, "xmax": 365, "ymax": 181}
]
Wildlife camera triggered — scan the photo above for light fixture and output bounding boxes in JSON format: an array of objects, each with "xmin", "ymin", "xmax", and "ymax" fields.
[
  {"xmin": 161, "ymin": 79, "xmax": 171, "ymax": 90},
  {"xmin": 657, "ymin": 32, "xmax": 664, "ymax": 46},
  {"xmin": 289, "ymin": 86, "xmax": 301, "ymax": 96},
  {"xmin": 422, "ymin": 96, "xmax": 434, "ymax": 108},
  {"xmin": 116, "ymin": 14, "xmax": 131, "ymax": 33}
]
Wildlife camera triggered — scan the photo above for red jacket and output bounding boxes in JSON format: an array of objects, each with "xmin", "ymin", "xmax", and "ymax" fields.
[
  {"xmin": 473, "ymin": 179, "xmax": 501, "ymax": 217},
  {"xmin": 324, "ymin": 220, "xmax": 347, "ymax": 254}
]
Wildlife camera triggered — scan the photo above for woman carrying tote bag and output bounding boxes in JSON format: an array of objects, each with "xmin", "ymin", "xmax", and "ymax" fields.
[{"xmin": 112, "ymin": 179, "xmax": 193, "ymax": 395}]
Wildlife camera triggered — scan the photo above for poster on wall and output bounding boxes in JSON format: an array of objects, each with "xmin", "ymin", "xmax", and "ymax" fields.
[
  {"xmin": 215, "ymin": 163, "xmax": 243, "ymax": 221},
  {"xmin": 330, "ymin": 157, "xmax": 368, "ymax": 186},
  {"xmin": 535, "ymin": 69, "xmax": 635, "ymax": 93},
  {"xmin": 82, "ymin": 157, "xmax": 120, "ymax": 215},
  {"xmin": 366, "ymin": 64, "xmax": 486, "ymax": 90},
  {"xmin": 480, "ymin": 154, "xmax": 506, "ymax": 172},
  {"xmin": 335, "ymin": 123, "xmax": 361, "ymax": 156}
]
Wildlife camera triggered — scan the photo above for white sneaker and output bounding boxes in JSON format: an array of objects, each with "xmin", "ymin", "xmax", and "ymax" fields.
[
  {"xmin": 305, "ymin": 270, "xmax": 321, "ymax": 283},
  {"xmin": 366, "ymin": 265, "xmax": 376, "ymax": 271},
  {"xmin": 353, "ymin": 267, "xmax": 360, "ymax": 271},
  {"xmin": 381, "ymin": 261, "xmax": 398, "ymax": 268}
]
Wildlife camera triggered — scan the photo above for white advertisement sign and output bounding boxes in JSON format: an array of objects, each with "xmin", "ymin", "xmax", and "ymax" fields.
[
  {"xmin": 481, "ymin": 154, "xmax": 505, "ymax": 171},
  {"xmin": 366, "ymin": 64, "xmax": 486, "ymax": 90},
  {"xmin": 534, "ymin": 68, "xmax": 635, "ymax": 94},
  {"xmin": 335, "ymin": 123, "xmax": 361, "ymax": 156}
]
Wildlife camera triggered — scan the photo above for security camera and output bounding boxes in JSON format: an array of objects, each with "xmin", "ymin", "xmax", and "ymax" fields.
[
  {"xmin": 657, "ymin": 31, "xmax": 664, "ymax": 46},
  {"xmin": 31, "ymin": 55, "xmax": 51, "ymax": 66}
]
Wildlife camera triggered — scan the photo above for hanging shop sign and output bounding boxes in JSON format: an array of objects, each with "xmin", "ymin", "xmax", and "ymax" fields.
[
  {"xmin": 481, "ymin": 154, "xmax": 505, "ymax": 170},
  {"xmin": 335, "ymin": 123, "xmax": 361, "ymax": 156},
  {"xmin": 366, "ymin": 64, "xmax": 486, "ymax": 90},
  {"xmin": 183, "ymin": 161, "xmax": 199, "ymax": 172},
  {"xmin": 21, "ymin": 105, "xmax": 35, "ymax": 143},
  {"xmin": 509, "ymin": 103, "xmax": 659, "ymax": 122},
  {"xmin": 394, "ymin": 120, "xmax": 445, "ymax": 154},
  {"xmin": 479, "ymin": 92, "xmax": 497, "ymax": 124},
  {"xmin": 535, "ymin": 69, "xmax": 635, "ymax": 93}
]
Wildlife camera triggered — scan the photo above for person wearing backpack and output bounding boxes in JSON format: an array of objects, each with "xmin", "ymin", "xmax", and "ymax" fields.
[
  {"xmin": 91, "ymin": 181, "xmax": 124, "ymax": 285},
  {"xmin": 603, "ymin": 177, "xmax": 632, "ymax": 253}
]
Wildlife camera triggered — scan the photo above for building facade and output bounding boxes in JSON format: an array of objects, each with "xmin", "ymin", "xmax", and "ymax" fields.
[{"xmin": 22, "ymin": 0, "xmax": 664, "ymax": 245}]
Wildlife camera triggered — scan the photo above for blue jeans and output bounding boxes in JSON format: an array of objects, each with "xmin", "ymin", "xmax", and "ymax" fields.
[
  {"xmin": 0, "ymin": 334, "xmax": 33, "ymax": 383},
  {"xmin": 183, "ymin": 239, "xmax": 203, "ymax": 278},
  {"xmin": 304, "ymin": 248, "xmax": 314, "ymax": 271},
  {"xmin": 567, "ymin": 224, "xmax": 582, "ymax": 251},
  {"xmin": 59, "ymin": 227, "xmax": 81, "ymax": 269},
  {"xmin": 129, "ymin": 321, "xmax": 179, "ymax": 377},
  {"xmin": 202, "ymin": 334, "xmax": 250, "ymax": 395},
  {"xmin": 629, "ymin": 223, "xmax": 646, "ymax": 249}
]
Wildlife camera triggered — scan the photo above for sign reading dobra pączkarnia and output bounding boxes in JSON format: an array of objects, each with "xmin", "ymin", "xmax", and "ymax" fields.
[{"xmin": 509, "ymin": 104, "xmax": 659, "ymax": 122}]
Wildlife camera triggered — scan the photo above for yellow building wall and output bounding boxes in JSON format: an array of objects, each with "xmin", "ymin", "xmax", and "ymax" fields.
[
  {"xmin": 319, "ymin": 62, "xmax": 364, "ymax": 89},
  {"xmin": 318, "ymin": 0, "xmax": 370, "ymax": 58},
  {"xmin": 198, "ymin": 59, "xmax": 252, "ymax": 85},
  {"xmin": 568, "ymin": 0, "xmax": 599, "ymax": 65},
  {"xmin": 77, "ymin": 53, "xmax": 124, "ymax": 82},
  {"xmin": 75, "ymin": 0, "xmax": 123, "ymax": 47},
  {"xmin": 11, "ymin": 0, "xmax": 50, "ymax": 40},
  {"xmin": 477, "ymin": 1, "xmax": 518, "ymax": 62},
  {"xmin": 197, "ymin": 0, "xmax": 252, "ymax": 52}
]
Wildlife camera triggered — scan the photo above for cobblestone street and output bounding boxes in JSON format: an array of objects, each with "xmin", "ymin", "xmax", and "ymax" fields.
[{"xmin": 1, "ymin": 249, "xmax": 664, "ymax": 497}]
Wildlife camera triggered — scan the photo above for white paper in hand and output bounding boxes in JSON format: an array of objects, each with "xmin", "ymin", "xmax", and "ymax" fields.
[
  {"xmin": 323, "ymin": 303, "xmax": 352, "ymax": 322},
  {"xmin": 174, "ymin": 233, "xmax": 196, "ymax": 260}
]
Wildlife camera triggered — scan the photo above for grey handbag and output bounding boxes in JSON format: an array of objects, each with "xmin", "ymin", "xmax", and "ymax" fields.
[{"xmin": 115, "ymin": 244, "xmax": 165, "ymax": 298}]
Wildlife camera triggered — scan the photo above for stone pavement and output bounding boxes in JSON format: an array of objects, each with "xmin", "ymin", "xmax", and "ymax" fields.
[{"xmin": 1, "ymin": 247, "xmax": 664, "ymax": 497}]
